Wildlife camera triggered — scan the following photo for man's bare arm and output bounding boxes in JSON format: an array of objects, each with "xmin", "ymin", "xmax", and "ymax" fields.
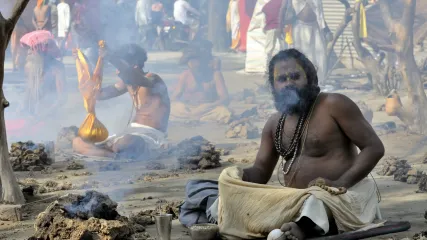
[
  {"xmin": 328, "ymin": 93, "xmax": 385, "ymax": 188},
  {"xmin": 243, "ymin": 114, "xmax": 280, "ymax": 184},
  {"xmin": 96, "ymin": 80, "xmax": 127, "ymax": 100},
  {"xmin": 170, "ymin": 74, "xmax": 186, "ymax": 101}
]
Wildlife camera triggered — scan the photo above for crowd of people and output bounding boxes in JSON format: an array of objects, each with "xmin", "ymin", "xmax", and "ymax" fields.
[{"xmin": 8, "ymin": 0, "xmax": 391, "ymax": 239}]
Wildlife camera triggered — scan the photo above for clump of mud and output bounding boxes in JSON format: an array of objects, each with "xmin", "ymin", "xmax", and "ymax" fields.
[
  {"xmin": 10, "ymin": 141, "xmax": 54, "ymax": 171},
  {"xmin": 412, "ymin": 231, "xmax": 427, "ymax": 240},
  {"xmin": 19, "ymin": 179, "xmax": 73, "ymax": 196},
  {"xmin": 67, "ymin": 161, "xmax": 85, "ymax": 170},
  {"xmin": 145, "ymin": 161, "xmax": 166, "ymax": 170},
  {"xmin": 56, "ymin": 126, "xmax": 79, "ymax": 149},
  {"xmin": 416, "ymin": 173, "xmax": 427, "ymax": 193},
  {"xmin": 29, "ymin": 191, "xmax": 145, "ymax": 240},
  {"xmin": 99, "ymin": 162, "xmax": 121, "ymax": 172},
  {"xmin": 175, "ymin": 136, "xmax": 221, "ymax": 170},
  {"xmin": 226, "ymin": 119, "xmax": 259, "ymax": 139},
  {"xmin": 377, "ymin": 156, "xmax": 411, "ymax": 177},
  {"xmin": 129, "ymin": 199, "xmax": 183, "ymax": 226}
]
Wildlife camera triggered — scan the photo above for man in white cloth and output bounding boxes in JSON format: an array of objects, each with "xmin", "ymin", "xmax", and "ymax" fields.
[
  {"xmin": 174, "ymin": 0, "xmax": 200, "ymax": 40},
  {"xmin": 57, "ymin": 0, "xmax": 70, "ymax": 55},
  {"xmin": 135, "ymin": 0, "xmax": 153, "ymax": 48},
  {"xmin": 207, "ymin": 49, "xmax": 383, "ymax": 239},
  {"xmin": 291, "ymin": 0, "xmax": 332, "ymax": 86},
  {"xmin": 73, "ymin": 44, "xmax": 170, "ymax": 160}
]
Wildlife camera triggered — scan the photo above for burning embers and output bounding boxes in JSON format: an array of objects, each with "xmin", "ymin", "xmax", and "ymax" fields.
[
  {"xmin": 10, "ymin": 141, "xmax": 54, "ymax": 171},
  {"xmin": 29, "ymin": 191, "xmax": 136, "ymax": 240}
]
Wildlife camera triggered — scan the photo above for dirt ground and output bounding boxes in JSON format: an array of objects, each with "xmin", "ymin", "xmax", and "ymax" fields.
[{"xmin": 0, "ymin": 51, "xmax": 426, "ymax": 239}]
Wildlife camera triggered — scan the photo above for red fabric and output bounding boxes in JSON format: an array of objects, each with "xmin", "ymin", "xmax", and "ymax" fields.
[
  {"xmin": 262, "ymin": 0, "xmax": 282, "ymax": 30},
  {"xmin": 238, "ymin": 0, "xmax": 257, "ymax": 52}
]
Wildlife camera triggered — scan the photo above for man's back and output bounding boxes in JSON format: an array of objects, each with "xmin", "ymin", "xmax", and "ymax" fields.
[
  {"xmin": 125, "ymin": 74, "xmax": 170, "ymax": 132},
  {"xmin": 34, "ymin": 5, "xmax": 52, "ymax": 30}
]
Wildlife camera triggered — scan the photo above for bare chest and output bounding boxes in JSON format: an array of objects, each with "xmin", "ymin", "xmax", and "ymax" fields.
[{"xmin": 279, "ymin": 112, "xmax": 345, "ymax": 157}]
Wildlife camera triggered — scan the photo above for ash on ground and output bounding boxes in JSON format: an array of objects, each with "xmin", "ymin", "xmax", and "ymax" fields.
[
  {"xmin": 10, "ymin": 141, "xmax": 54, "ymax": 171},
  {"xmin": 174, "ymin": 136, "xmax": 221, "ymax": 170},
  {"xmin": 29, "ymin": 191, "xmax": 150, "ymax": 240},
  {"xmin": 56, "ymin": 126, "xmax": 78, "ymax": 149},
  {"xmin": 226, "ymin": 118, "xmax": 259, "ymax": 139}
]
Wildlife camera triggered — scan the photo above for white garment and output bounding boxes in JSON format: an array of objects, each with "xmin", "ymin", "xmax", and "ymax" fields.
[
  {"xmin": 265, "ymin": 29, "xmax": 284, "ymax": 71},
  {"xmin": 294, "ymin": 178, "xmax": 381, "ymax": 235},
  {"xmin": 135, "ymin": 0, "xmax": 152, "ymax": 26},
  {"xmin": 245, "ymin": 0, "xmax": 285, "ymax": 73},
  {"xmin": 230, "ymin": 0, "xmax": 240, "ymax": 39},
  {"xmin": 293, "ymin": 20, "xmax": 326, "ymax": 85},
  {"xmin": 57, "ymin": 2, "xmax": 70, "ymax": 38},
  {"xmin": 174, "ymin": 0, "xmax": 199, "ymax": 25},
  {"xmin": 96, "ymin": 123, "xmax": 168, "ymax": 160},
  {"xmin": 292, "ymin": 0, "xmax": 326, "ymax": 29}
]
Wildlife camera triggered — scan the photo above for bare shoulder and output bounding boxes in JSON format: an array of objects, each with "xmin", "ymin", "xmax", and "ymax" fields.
[
  {"xmin": 264, "ymin": 112, "xmax": 281, "ymax": 137},
  {"xmin": 146, "ymin": 72, "xmax": 164, "ymax": 84},
  {"xmin": 321, "ymin": 92, "xmax": 364, "ymax": 118},
  {"xmin": 323, "ymin": 93, "xmax": 358, "ymax": 109}
]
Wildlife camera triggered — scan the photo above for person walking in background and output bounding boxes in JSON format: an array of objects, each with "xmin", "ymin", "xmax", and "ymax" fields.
[
  {"xmin": 136, "ymin": 0, "xmax": 153, "ymax": 49},
  {"xmin": 226, "ymin": 0, "xmax": 240, "ymax": 52},
  {"xmin": 49, "ymin": 0, "xmax": 58, "ymax": 37},
  {"xmin": 57, "ymin": 0, "xmax": 70, "ymax": 57},
  {"xmin": 33, "ymin": 0, "xmax": 52, "ymax": 31},
  {"xmin": 291, "ymin": 0, "xmax": 332, "ymax": 86},
  {"xmin": 174, "ymin": 0, "xmax": 200, "ymax": 40},
  {"xmin": 262, "ymin": 0, "xmax": 285, "ymax": 74}
]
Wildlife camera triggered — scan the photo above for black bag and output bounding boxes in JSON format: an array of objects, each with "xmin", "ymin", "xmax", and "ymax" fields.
[{"xmin": 283, "ymin": 0, "xmax": 296, "ymax": 25}]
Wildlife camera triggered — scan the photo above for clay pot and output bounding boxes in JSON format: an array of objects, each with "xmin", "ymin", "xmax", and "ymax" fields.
[{"xmin": 385, "ymin": 92, "xmax": 402, "ymax": 116}]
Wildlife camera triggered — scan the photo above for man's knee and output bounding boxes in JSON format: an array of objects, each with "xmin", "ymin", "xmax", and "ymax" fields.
[{"xmin": 72, "ymin": 137, "xmax": 95, "ymax": 154}]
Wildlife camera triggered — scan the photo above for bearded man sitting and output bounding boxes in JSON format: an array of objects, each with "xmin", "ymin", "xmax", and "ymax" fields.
[{"xmin": 204, "ymin": 49, "xmax": 385, "ymax": 239}]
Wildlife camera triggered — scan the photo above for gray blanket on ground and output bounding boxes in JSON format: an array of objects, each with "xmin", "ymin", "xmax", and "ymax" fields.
[{"xmin": 178, "ymin": 179, "xmax": 219, "ymax": 227}]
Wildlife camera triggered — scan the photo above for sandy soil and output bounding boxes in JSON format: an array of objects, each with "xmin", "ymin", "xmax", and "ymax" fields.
[{"xmin": 0, "ymin": 51, "xmax": 426, "ymax": 240}]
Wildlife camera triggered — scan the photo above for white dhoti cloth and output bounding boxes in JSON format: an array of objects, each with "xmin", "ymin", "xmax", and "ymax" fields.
[
  {"xmin": 212, "ymin": 167, "xmax": 383, "ymax": 239},
  {"xmin": 293, "ymin": 20, "xmax": 327, "ymax": 85},
  {"xmin": 96, "ymin": 123, "xmax": 167, "ymax": 160}
]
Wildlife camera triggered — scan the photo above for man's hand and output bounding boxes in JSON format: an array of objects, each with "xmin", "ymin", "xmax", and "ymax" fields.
[{"xmin": 99, "ymin": 47, "xmax": 107, "ymax": 58}]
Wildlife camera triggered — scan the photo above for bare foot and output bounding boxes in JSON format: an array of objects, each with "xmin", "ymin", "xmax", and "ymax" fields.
[{"xmin": 280, "ymin": 222, "xmax": 305, "ymax": 240}]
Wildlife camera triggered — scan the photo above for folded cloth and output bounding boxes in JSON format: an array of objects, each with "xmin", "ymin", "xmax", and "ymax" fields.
[
  {"xmin": 171, "ymin": 102, "xmax": 232, "ymax": 124},
  {"xmin": 218, "ymin": 166, "xmax": 380, "ymax": 239},
  {"xmin": 96, "ymin": 123, "xmax": 167, "ymax": 160},
  {"xmin": 179, "ymin": 179, "xmax": 219, "ymax": 227}
]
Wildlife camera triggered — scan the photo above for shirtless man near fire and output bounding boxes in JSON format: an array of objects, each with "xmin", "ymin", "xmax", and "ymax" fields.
[
  {"xmin": 33, "ymin": 0, "xmax": 51, "ymax": 31},
  {"xmin": 171, "ymin": 40, "xmax": 232, "ymax": 124},
  {"xmin": 206, "ymin": 49, "xmax": 384, "ymax": 239},
  {"xmin": 73, "ymin": 44, "xmax": 171, "ymax": 160}
]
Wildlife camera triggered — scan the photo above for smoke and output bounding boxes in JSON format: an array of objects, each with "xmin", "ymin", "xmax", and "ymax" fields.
[{"xmin": 273, "ymin": 85, "xmax": 319, "ymax": 115}]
